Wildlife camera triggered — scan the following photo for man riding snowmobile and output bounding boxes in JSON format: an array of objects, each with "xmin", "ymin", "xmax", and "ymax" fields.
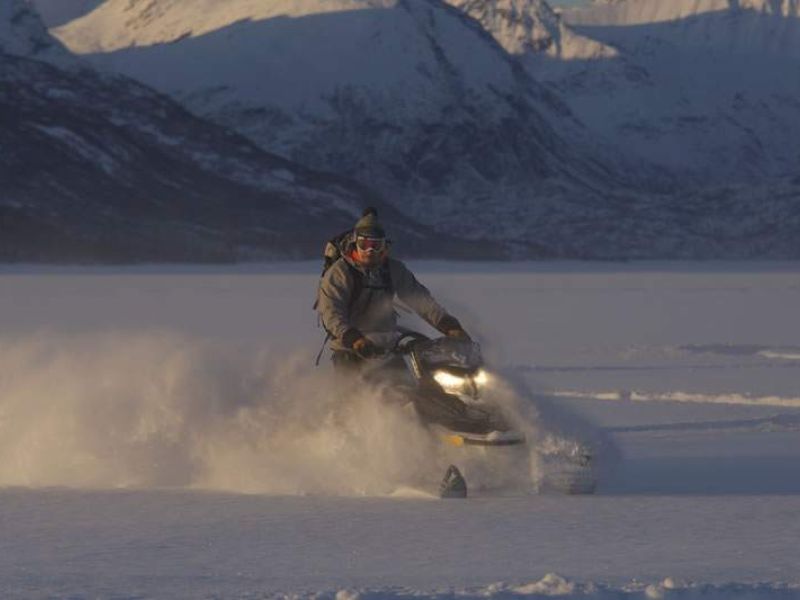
[
  {"xmin": 314, "ymin": 209, "xmax": 596, "ymax": 498},
  {"xmin": 316, "ymin": 208, "xmax": 468, "ymax": 371}
]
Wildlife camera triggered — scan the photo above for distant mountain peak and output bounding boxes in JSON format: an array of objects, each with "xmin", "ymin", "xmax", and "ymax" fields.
[
  {"xmin": 48, "ymin": 0, "xmax": 618, "ymax": 245},
  {"xmin": 29, "ymin": 0, "xmax": 104, "ymax": 28},
  {"xmin": 447, "ymin": 0, "xmax": 563, "ymax": 54},
  {"xmin": 576, "ymin": 0, "xmax": 800, "ymax": 24},
  {"xmin": 0, "ymin": 0, "xmax": 73, "ymax": 63},
  {"xmin": 447, "ymin": 0, "xmax": 617, "ymax": 59}
]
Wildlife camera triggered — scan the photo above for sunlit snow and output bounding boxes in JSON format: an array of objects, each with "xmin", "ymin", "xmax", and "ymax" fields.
[{"xmin": 1, "ymin": 262, "xmax": 799, "ymax": 598}]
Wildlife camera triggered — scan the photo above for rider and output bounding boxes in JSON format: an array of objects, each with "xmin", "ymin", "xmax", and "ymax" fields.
[{"xmin": 317, "ymin": 209, "xmax": 468, "ymax": 370}]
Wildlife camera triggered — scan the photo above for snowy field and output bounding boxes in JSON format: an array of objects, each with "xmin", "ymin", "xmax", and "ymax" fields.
[{"xmin": 1, "ymin": 261, "xmax": 800, "ymax": 599}]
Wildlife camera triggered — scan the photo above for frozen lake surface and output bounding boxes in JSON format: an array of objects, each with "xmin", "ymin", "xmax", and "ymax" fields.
[{"xmin": 1, "ymin": 261, "xmax": 799, "ymax": 598}]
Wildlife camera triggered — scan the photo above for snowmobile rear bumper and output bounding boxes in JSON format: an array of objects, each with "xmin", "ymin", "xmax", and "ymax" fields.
[{"xmin": 440, "ymin": 429, "xmax": 526, "ymax": 448}]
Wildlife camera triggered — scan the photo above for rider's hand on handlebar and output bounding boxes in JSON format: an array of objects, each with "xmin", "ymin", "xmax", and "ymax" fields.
[
  {"xmin": 353, "ymin": 336, "xmax": 380, "ymax": 358},
  {"xmin": 446, "ymin": 328, "xmax": 470, "ymax": 340},
  {"xmin": 438, "ymin": 315, "xmax": 470, "ymax": 341}
]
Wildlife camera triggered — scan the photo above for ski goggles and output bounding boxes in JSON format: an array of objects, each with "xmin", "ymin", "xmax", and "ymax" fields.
[{"xmin": 356, "ymin": 236, "xmax": 386, "ymax": 251}]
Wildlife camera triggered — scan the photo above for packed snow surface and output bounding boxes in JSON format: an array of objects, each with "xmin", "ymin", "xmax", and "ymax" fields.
[{"xmin": 1, "ymin": 261, "xmax": 800, "ymax": 598}]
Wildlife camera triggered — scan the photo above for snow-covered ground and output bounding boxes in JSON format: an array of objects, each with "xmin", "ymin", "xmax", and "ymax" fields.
[{"xmin": 1, "ymin": 261, "xmax": 799, "ymax": 599}]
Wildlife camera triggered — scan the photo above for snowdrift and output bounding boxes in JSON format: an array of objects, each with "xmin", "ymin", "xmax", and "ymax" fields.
[{"xmin": 330, "ymin": 574, "xmax": 800, "ymax": 600}]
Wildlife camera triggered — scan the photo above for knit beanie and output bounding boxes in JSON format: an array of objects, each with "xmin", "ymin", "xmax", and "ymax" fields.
[{"xmin": 353, "ymin": 207, "xmax": 386, "ymax": 238}]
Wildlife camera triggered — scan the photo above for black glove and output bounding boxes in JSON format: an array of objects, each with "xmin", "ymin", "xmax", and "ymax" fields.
[
  {"xmin": 352, "ymin": 336, "xmax": 380, "ymax": 358},
  {"xmin": 438, "ymin": 315, "xmax": 470, "ymax": 340},
  {"xmin": 343, "ymin": 328, "xmax": 377, "ymax": 357},
  {"xmin": 446, "ymin": 328, "xmax": 470, "ymax": 340}
]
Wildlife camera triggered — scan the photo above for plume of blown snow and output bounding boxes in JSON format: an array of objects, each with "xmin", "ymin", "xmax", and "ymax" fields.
[
  {"xmin": 0, "ymin": 331, "xmax": 603, "ymax": 495},
  {"xmin": 0, "ymin": 331, "xmax": 436, "ymax": 493}
]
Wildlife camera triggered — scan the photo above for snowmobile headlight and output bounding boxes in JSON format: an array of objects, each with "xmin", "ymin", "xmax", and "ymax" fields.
[
  {"xmin": 433, "ymin": 370, "xmax": 490, "ymax": 394},
  {"xmin": 433, "ymin": 370, "xmax": 467, "ymax": 392}
]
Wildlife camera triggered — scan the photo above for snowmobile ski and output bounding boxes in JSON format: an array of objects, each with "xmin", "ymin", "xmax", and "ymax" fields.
[
  {"xmin": 441, "ymin": 429, "xmax": 526, "ymax": 448},
  {"xmin": 439, "ymin": 464, "xmax": 468, "ymax": 499}
]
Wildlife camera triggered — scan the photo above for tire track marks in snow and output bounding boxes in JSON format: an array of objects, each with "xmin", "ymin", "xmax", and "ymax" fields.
[
  {"xmin": 550, "ymin": 390, "xmax": 800, "ymax": 408},
  {"xmin": 326, "ymin": 574, "xmax": 800, "ymax": 599}
]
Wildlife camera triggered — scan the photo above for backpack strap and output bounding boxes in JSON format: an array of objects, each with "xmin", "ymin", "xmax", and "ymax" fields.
[
  {"xmin": 312, "ymin": 231, "xmax": 354, "ymax": 310},
  {"xmin": 314, "ymin": 331, "xmax": 332, "ymax": 366},
  {"xmin": 314, "ymin": 259, "xmax": 391, "ymax": 366},
  {"xmin": 344, "ymin": 261, "xmax": 365, "ymax": 315}
]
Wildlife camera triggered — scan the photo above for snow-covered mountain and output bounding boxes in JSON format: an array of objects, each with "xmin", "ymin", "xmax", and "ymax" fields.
[
  {"xmin": 575, "ymin": 0, "xmax": 800, "ymax": 25},
  {"xmin": 48, "ymin": 0, "xmax": 642, "ymax": 246},
  {"xmin": 1, "ymin": 0, "xmax": 452, "ymax": 262},
  {"xmin": 15, "ymin": 0, "xmax": 800, "ymax": 259},
  {"xmin": 437, "ymin": 0, "xmax": 800, "ymax": 256},
  {"xmin": 445, "ymin": 0, "xmax": 618, "ymax": 60},
  {"xmin": 0, "ymin": 0, "xmax": 75, "ymax": 65},
  {"xmin": 540, "ymin": 0, "xmax": 800, "ymax": 183},
  {"xmin": 443, "ymin": 0, "xmax": 643, "ymax": 127},
  {"xmin": 445, "ymin": 0, "xmax": 800, "ymax": 257}
]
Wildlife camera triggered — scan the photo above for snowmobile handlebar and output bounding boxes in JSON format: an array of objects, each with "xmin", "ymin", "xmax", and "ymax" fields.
[{"xmin": 353, "ymin": 330, "xmax": 430, "ymax": 360}]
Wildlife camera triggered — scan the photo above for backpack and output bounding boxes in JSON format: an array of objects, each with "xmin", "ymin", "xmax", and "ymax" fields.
[{"xmin": 312, "ymin": 229, "xmax": 354, "ymax": 311}]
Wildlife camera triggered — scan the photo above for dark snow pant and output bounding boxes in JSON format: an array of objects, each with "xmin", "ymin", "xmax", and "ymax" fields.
[
  {"xmin": 331, "ymin": 350, "xmax": 365, "ymax": 373},
  {"xmin": 331, "ymin": 351, "xmax": 416, "ymax": 408},
  {"xmin": 331, "ymin": 351, "xmax": 409, "ymax": 385}
]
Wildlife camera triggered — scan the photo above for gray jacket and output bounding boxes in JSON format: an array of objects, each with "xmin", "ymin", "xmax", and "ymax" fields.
[{"xmin": 317, "ymin": 255, "xmax": 453, "ymax": 351}]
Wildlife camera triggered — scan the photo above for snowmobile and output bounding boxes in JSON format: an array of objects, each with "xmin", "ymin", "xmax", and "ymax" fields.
[{"xmin": 357, "ymin": 330, "xmax": 595, "ymax": 498}]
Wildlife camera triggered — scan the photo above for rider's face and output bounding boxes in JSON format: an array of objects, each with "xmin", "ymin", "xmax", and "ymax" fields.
[{"xmin": 356, "ymin": 236, "xmax": 386, "ymax": 267}]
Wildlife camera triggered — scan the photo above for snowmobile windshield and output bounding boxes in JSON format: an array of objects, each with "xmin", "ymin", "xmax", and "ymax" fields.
[{"xmin": 414, "ymin": 338, "xmax": 482, "ymax": 371}]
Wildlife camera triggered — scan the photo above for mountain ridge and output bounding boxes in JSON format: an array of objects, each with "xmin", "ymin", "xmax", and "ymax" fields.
[
  {"xmin": 14, "ymin": 0, "xmax": 800, "ymax": 259},
  {"xmin": 1, "ymin": 0, "xmax": 75, "ymax": 64},
  {"xmin": 446, "ymin": 0, "xmax": 618, "ymax": 59},
  {"xmin": 47, "ymin": 0, "xmax": 658, "ymax": 250},
  {"xmin": 462, "ymin": 0, "xmax": 800, "ymax": 185},
  {"xmin": 2, "ymin": 0, "xmax": 478, "ymax": 262},
  {"xmin": 580, "ymin": 0, "xmax": 800, "ymax": 23}
]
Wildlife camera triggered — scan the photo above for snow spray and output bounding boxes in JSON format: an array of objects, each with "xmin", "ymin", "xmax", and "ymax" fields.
[
  {"xmin": 0, "ymin": 331, "xmax": 438, "ymax": 493},
  {"xmin": 0, "ymin": 331, "xmax": 607, "ymax": 494}
]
